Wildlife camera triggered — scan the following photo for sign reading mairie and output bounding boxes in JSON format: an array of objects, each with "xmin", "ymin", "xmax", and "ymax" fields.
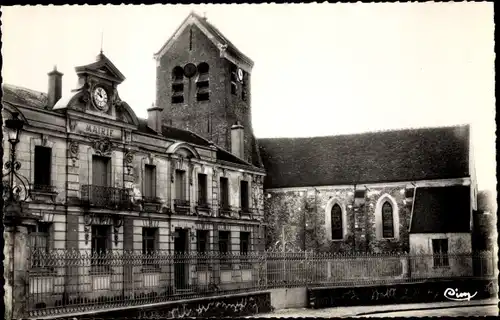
[{"xmin": 74, "ymin": 121, "xmax": 122, "ymax": 140}]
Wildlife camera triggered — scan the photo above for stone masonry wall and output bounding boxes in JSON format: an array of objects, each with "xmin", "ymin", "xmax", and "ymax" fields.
[{"xmin": 265, "ymin": 184, "xmax": 413, "ymax": 253}]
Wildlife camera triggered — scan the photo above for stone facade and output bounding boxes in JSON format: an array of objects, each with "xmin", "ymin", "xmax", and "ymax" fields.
[{"xmin": 1, "ymin": 51, "xmax": 266, "ymax": 311}]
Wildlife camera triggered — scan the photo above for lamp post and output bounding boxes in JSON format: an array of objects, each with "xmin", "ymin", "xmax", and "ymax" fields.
[{"xmin": 3, "ymin": 112, "xmax": 31, "ymax": 228}]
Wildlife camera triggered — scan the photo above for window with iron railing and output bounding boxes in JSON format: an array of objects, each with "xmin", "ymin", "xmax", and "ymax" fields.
[
  {"xmin": 432, "ymin": 239, "xmax": 449, "ymax": 268},
  {"xmin": 142, "ymin": 227, "xmax": 159, "ymax": 269},
  {"xmin": 144, "ymin": 164, "xmax": 157, "ymax": 200},
  {"xmin": 218, "ymin": 231, "xmax": 231, "ymax": 269},
  {"xmin": 92, "ymin": 155, "xmax": 111, "ymax": 187},
  {"xmin": 240, "ymin": 231, "xmax": 251, "ymax": 268},
  {"xmin": 197, "ymin": 173, "xmax": 208, "ymax": 207},
  {"xmin": 174, "ymin": 170, "xmax": 190, "ymax": 211},
  {"xmin": 197, "ymin": 230, "xmax": 210, "ymax": 270},
  {"xmin": 91, "ymin": 225, "xmax": 111, "ymax": 272},
  {"xmin": 34, "ymin": 146, "xmax": 52, "ymax": 191},
  {"xmin": 240, "ymin": 180, "xmax": 249, "ymax": 213},
  {"xmin": 28, "ymin": 222, "xmax": 52, "ymax": 268}
]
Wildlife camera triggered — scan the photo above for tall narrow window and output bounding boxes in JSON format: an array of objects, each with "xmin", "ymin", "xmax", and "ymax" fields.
[
  {"xmin": 219, "ymin": 231, "xmax": 231, "ymax": 268},
  {"xmin": 92, "ymin": 155, "xmax": 110, "ymax": 187},
  {"xmin": 220, "ymin": 177, "xmax": 229, "ymax": 210},
  {"xmin": 432, "ymin": 239, "xmax": 449, "ymax": 267},
  {"xmin": 142, "ymin": 228, "xmax": 158, "ymax": 267},
  {"xmin": 241, "ymin": 71, "xmax": 248, "ymax": 101},
  {"xmin": 34, "ymin": 146, "xmax": 52, "ymax": 189},
  {"xmin": 197, "ymin": 173, "xmax": 207, "ymax": 206},
  {"xmin": 230, "ymin": 64, "xmax": 238, "ymax": 95},
  {"xmin": 197, "ymin": 230, "xmax": 209, "ymax": 253},
  {"xmin": 331, "ymin": 204, "xmax": 343, "ymax": 240},
  {"xmin": 382, "ymin": 201, "xmax": 394, "ymax": 238},
  {"xmin": 28, "ymin": 222, "xmax": 51, "ymax": 268},
  {"xmin": 196, "ymin": 62, "xmax": 210, "ymax": 102},
  {"xmin": 240, "ymin": 232, "xmax": 250, "ymax": 267},
  {"xmin": 172, "ymin": 66, "xmax": 184, "ymax": 104},
  {"xmin": 144, "ymin": 165, "xmax": 157, "ymax": 200},
  {"xmin": 91, "ymin": 225, "xmax": 111, "ymax": 270},
  {"xmin": 240, "ymin": 180, "xmax": 249, "ymax": 213},
  {"xmin": 175, "ymin": 170, "xmax": 186, "ymax": 201}
]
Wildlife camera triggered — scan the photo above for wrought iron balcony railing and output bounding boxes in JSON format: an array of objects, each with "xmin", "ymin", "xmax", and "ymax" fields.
[
  {"xmin": 174, "ymin": 199, "xmax": 190, "ymax": 214},
  {"xmin": 81, "ymin": 185, "xmax": 133, "ymax": 210},
  {"xmin": 196, "ymin": 199, "xmax": 210, "ymax": 209},
  {"xmin": 31, "ymin": 184, "xmax": 57, "ymax": 194},
  {"xmin": 141, "ymin": 196, "xmax": 163, "ymax": 213},
  {"xmin": 219, "ymin": 203, "xmax": 232, "ymax": 217},
  {"xmin": 195, "ymin": 199, "xmax": 210, "ymax": 215}
]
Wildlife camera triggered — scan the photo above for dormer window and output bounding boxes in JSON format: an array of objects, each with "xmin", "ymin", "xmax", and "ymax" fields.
[
  {"xmin": 196, "ymin": 62, "xmax": 210, "ymax": 102},
  {"xmin": 172, "ymin": 66, "xmax": 184, "ymax": 104}
]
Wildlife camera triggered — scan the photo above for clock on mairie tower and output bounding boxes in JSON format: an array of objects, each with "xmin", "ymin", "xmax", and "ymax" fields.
[{"xmin": 74, "ymin": 51, "xmax": 126, "ymax": 115}]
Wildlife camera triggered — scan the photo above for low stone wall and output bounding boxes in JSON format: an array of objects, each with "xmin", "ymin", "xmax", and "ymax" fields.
[
  {"xmin": 269, "ymin": 287, "xmax": 308, "ymax": 310},
  {"xmin": 308, "ymin": 278, "xmax": 498, "ymax": 309},
  {"xmin": 54, "ymin": 291, "xmax": 272, "ymax": 319}
]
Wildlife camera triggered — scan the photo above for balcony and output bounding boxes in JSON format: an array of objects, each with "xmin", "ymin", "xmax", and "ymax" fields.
[
  {"xmin": 81, "ymin": 185, "xmax": 133, "ymax": 210},
  {"xmin": 174, "ymin": 199, "xmax": 191, "ymax": 214},
  {"xmin": 141, "ymin": 196, "xmax": 163, "ymax": 213},
  {"xmin": 195, "ymin": 199, "xmax": 210, "ymax": 215},
  {"xmin": 239, "ymin": 207, "xmax": 252, "ymax": 219},
  {"xmin": 30, "ymin": 184, "xmax": 58, "ymax": 202},
  {"xmin": 219, "ymin": 203, "xmax": 232, "ymax": 217}
]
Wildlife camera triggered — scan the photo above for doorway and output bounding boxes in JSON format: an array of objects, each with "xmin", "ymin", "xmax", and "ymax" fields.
[{"xmin": 174, "ymin": 228, "xmax": 189, "ymax": 290}]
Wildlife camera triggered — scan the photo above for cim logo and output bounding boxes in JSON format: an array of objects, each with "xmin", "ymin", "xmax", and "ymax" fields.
[{"xmin": 444, "ymin": 288, "xmax": 477, "ymax": 302}]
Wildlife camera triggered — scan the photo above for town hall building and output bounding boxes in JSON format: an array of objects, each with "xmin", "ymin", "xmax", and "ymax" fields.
[{"xmin": 2, "ymin": 12, "xmax": 481, "ymax": 305}]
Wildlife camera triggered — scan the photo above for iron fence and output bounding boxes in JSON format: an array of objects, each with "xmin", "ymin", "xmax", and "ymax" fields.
[{"xmin": 25, "ymin": 249, "xmax": 495, "ymax": 318}]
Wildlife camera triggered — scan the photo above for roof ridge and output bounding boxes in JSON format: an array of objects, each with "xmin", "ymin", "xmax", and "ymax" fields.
[{"xmin": 257, "ymin": 124, "xmax": 470, "ymax": 141}]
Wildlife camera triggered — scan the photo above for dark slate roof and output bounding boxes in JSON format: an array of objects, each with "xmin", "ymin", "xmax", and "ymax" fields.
[
  {"xmin": 136, "ymin": 119, "xmax": 258, "ymax": 169},
  {"xmin": 410, "ymin": 186, "xmax": 471, "ymax": 233},
  {"xmin": 2, "ymin": 83, "xmax": 48, "ymax": 108},
  {"xmin": 258, "ymin": 125, "xmax": 470, "ymax": 189}
]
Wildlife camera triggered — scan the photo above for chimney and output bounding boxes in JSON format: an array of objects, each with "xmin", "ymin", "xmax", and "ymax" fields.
[
  {"xmin": 47, "ymin": 66, "xmax": 63, "ymax": 108},
  {"xmin": 147, "ymin": 103, "xmax": 164, "ymax": 133},
  {"xmin": 231, "ymin": 121, "xmax": 245, "ymax": 159}
]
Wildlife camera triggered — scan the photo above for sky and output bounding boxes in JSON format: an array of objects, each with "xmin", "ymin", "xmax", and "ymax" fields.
[{"xmin": 1, "ymin": 3, "xmax": 496, "ymax": 191}]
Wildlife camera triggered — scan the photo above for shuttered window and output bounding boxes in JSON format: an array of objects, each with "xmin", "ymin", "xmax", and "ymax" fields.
[
  {"xmin": 92, "ymin": 156, "xmax": 110, "ymax": 187},
  {"xmin": 144, "ymin": 165, "xmax": 156, "ymax": 199},
  {"xmin": 220, "ymin": 177, "xmax": 229, "ymax": 209}
]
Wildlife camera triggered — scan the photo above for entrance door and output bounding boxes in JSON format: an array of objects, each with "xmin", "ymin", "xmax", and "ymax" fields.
[{"xmin": 174, "ymin": 228, "xmax": 189, "ymax": 289}]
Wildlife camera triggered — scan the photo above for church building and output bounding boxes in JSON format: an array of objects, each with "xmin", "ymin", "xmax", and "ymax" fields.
[{"xmin": 153, "ymin": 12, "xmax": 479, "ymax": 259}]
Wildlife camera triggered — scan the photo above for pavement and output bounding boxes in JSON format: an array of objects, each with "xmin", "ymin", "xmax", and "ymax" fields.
[{"xmin": 250, "ymin": 298, "xmax": 499, "ymax": 318}]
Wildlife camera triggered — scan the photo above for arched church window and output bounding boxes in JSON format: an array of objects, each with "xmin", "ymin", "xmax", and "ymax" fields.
[
  {"xmin": 171, "ymin": 67, "xmax": 184, "ymax": 104},
  {"xmin": 196, "ymin": 63, "xmax": 210, "ymax": 102},
  {"xmin": 382, "ymin": 201, "xmax": 394, "ymax": 238},
  {"xmin": 331, "ymin": 204, "xmax": 343, "ymax": 240}
]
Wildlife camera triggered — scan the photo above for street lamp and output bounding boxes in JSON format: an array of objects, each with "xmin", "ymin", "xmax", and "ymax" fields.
[{"xmin": 3, "ymin": 112, "xmax": 31, "ymax": 227}]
